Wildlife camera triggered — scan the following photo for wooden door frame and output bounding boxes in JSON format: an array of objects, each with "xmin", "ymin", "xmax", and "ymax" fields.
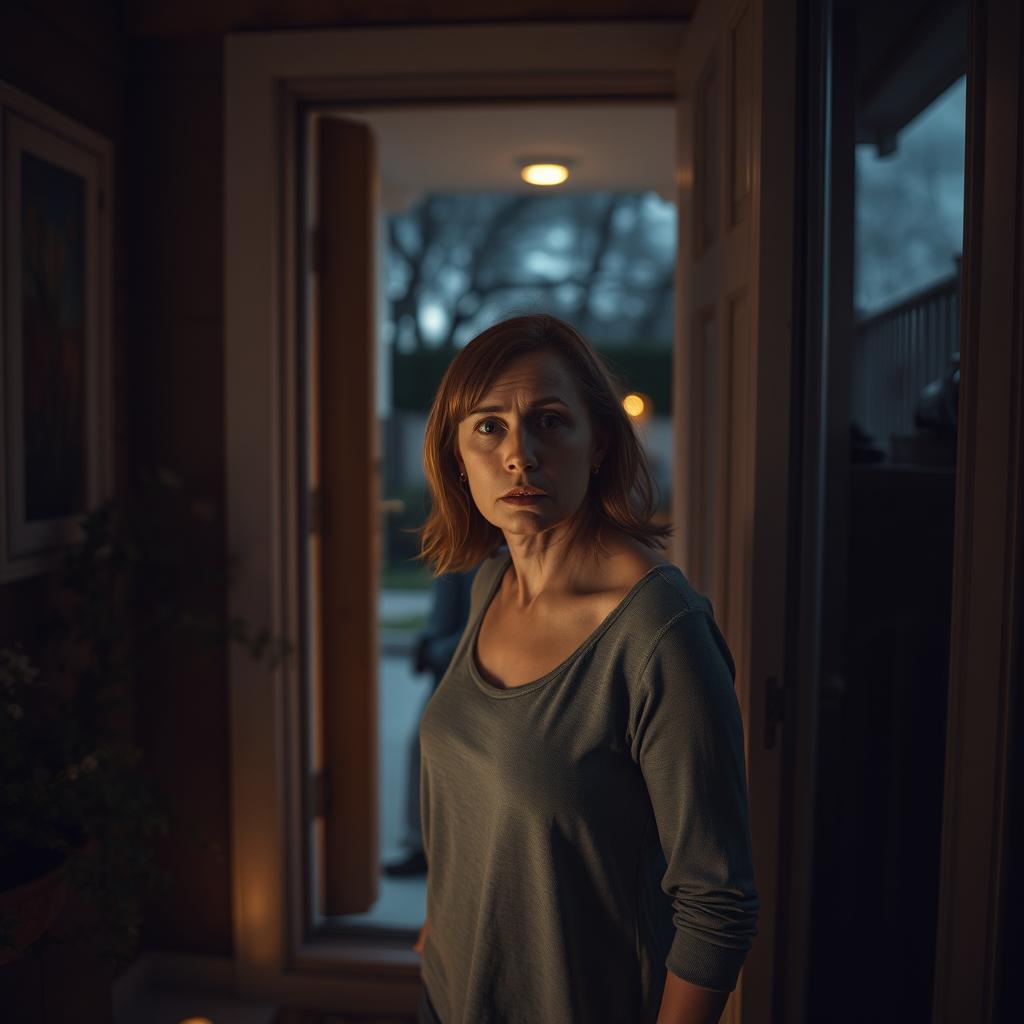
[
  {"xmin": 671, "ymin": 2, "xmax": 797, "ymax": 1021},
  {"xmin": 932, "ymin": 0, "xmax": 1023, "ymax": 1019},
  {"xmin": 774, "ymin": 0, "xmax": 858, "ymax": 1020},
  {"xmin": 224, "ymin": 21, "xmax": 688, "ymax": 1013}
]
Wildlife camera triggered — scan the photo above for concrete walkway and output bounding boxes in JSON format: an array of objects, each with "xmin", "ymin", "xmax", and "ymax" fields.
[{"xmin": 336, "ymin": 589, "xmax": 436, "ymax": 932}]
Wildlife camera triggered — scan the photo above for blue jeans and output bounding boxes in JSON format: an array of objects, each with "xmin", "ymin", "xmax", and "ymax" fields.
[{"xmin": 418, "ymin": 984, "xmax": 442, "ymax": 1024}]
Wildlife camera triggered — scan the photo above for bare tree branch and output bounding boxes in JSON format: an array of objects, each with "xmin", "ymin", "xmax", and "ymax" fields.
[
  {"xmin": 388, "ymin": 196, "xmax": 443, "ymax": 350},
  {"xmin": 571, "ymin": 193, "xmax": 626, "ymax": 334},
  {"xmin": 634, "ymin": 267, "xmax": 675, "ymax": 343},
  {"xmin": 441, "ymin": 195, "xmax": 533, "ymax": 349},
  {"xmin": 387, "ymin": 191, "xmax": 674, "ymax": 353}
]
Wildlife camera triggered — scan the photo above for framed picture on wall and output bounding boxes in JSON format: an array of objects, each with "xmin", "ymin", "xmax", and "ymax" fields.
[{"xmin": 0, "ymin": 83, "xmax": 113, "ymax": 583}]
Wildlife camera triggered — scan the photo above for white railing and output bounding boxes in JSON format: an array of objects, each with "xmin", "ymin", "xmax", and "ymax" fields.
[{"xmin": 853, "ymin": 268, "xmax": 961, "ymax": 447}]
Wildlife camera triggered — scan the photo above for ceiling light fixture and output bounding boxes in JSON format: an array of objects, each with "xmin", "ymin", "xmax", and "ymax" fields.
[{"xmin": 519, "ymin": 159, "xmax": 572, "ymax": 187}]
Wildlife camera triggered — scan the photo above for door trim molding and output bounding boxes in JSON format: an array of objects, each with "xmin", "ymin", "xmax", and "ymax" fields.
[
  {"xmin": 932, "ymin": 0, "xmax": 1023, "ymax": 1019},
  {"xmin": 224, "ymin": 20, "xmax": 686, "ymax": 1012}
]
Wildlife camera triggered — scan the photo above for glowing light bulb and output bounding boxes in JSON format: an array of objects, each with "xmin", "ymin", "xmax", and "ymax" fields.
[
  {"xmin": 520, "ymin": 163, "xmax": 570, "ymax": 186},
  {"xmin": 623, "ymin": 394, "xmax": 645, "ymax": 417}
]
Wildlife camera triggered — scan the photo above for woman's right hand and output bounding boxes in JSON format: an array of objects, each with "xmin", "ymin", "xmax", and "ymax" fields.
[{"xmin": 413, "ymin": 919, "xmax": 429, "ymax": 954}]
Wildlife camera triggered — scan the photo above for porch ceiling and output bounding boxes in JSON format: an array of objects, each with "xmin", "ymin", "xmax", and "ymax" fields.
[{"xmin": 332, "ymin": 103, "xmax": 675, "ymax": 211}]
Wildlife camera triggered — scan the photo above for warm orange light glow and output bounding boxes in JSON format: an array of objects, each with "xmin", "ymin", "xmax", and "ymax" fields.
[
  {"xmin": 179, "ymin": 1018, "xmax": 213, "ymax": 1024},
  {"xmin": 520, "ymin": 163, "xmax": 569, "ymax": 186},
  {"xmin": 623, "ymin": 394, "xmax": 646, "ymax": 417}
]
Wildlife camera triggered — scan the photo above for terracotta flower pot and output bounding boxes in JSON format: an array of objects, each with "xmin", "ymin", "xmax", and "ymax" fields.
[{"xmin": 0, "ymin": 853, "xmax": 71, "ymax": 965}]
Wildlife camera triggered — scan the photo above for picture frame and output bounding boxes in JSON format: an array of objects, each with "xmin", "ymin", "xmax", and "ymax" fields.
[{"xmin": 0, "ymin": 82, "xmax": 113, "ymax": 583}]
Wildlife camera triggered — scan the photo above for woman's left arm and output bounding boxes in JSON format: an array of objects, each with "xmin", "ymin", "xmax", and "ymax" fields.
[
  {"xmin": 657, "ymin": 970, "xmax": 728, "ymax": 1024},
  {"xmin": 629, "ymin": 606, "xmax": 760, "ymax": 1017}
]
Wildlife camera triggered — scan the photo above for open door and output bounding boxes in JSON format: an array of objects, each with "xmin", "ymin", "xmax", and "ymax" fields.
[
  {"xmin": 308, "ymin": 114, "xmax": 382, "ymax": 916},
  {"xmin": 673, "ymin": 1, "xmax": 796, "ymax": 1019}
]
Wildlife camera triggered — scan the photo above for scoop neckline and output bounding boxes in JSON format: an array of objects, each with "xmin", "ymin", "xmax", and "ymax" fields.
[{"xmin": 468, "ymin": 551, "xmax": 680, "ymax": 698}]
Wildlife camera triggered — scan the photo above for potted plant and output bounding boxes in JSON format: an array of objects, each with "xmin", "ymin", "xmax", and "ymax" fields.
[
  {"xmin": 0, "ymin": 466, "xmax": 293, "ymax": 966},
  {"xmin": 0, "ymin": 642, "xmax": 156, "ymax": 965}
]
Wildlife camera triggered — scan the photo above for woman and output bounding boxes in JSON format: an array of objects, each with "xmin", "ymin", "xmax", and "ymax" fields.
[
  {"xmin": 412, "ymin": 315, "xmax": 759, "ymax": 1024},
  {"xmin": 385, "ymin": 565, "xmax": 480, "ymax": 877}
]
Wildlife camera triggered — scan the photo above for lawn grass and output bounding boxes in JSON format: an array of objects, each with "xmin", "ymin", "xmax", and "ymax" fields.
[
  {"xmin": 381, "ymin": 614, "xmax": 428, "ymax": 632},
  {"xmin": 381, "ymin": 562, "xmax": 433, "ymax": 590}
]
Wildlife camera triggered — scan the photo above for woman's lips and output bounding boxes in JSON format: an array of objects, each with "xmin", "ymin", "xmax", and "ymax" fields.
[{"xmin": 501, "ymin": 494, "xmax": 546, "ymax": 505}]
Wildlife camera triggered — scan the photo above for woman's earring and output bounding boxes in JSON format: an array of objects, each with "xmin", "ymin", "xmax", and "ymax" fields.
[{"xmin": 591, "ymin": 464, "xmax": 600, "ymax": 476}]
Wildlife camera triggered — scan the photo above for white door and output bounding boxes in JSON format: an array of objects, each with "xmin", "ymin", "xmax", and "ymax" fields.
[{"xmin": 673, "ymin": 1, "xmax": 796, "ymax": 1020}]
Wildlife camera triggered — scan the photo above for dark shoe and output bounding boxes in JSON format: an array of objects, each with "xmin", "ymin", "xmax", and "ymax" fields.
[{"xmin": 383, "ymin": 849, "xmax": 428, "ymax": 876}]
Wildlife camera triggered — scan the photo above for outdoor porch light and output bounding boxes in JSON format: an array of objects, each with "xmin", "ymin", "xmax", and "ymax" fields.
[
  {"xmin": 623, "ymin": 393, "xmax": 646, "ymax": 418},
  {"xmin": 520, "ymin": 160, "xmax": 571, "ymax": 186}
]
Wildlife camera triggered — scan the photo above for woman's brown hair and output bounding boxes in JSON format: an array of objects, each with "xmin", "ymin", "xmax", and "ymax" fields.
[{"xmin": 415, "ymin": 314, "xmax": 672, "ymax": 575}]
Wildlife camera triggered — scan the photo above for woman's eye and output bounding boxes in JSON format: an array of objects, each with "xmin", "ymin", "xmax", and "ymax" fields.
[{"xmin": 473, "ymin": 413, "xmax": 562, "ymax": 435}]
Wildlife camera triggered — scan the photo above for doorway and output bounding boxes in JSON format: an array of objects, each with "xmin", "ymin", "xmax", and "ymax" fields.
[
  {"xmin": 224, "ymin": 15, "xmax": 801, "ymax": 1019},
  {"xmin": 299, "ymin": 101, "xmax": 678, "ymax": 937}
]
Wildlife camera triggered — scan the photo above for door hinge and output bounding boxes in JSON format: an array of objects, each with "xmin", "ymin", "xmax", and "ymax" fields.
[{"xmin": 764, "ymin": 675, "xmax": 787, "ymax": 750}]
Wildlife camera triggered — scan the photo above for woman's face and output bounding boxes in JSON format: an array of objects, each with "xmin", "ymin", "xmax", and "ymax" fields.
[{"xmin": 455, "ymin": 349, "xmax": 605, "ymax": 540}]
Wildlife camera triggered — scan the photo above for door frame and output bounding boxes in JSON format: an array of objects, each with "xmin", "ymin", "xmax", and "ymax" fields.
[
  {"xmin": 775, "ymin": 0, "xmax": 1023, "ymax": 1020},
  {"xmin": 931, "ymin": 0, "xmax": 1023, "ymax": 1020},
  {"xmin": 670, "ymin": 2, "xmax": 797, "ymax": 1021},
  {"xmin": 224, "ymin": 20, "xmax": 688, "ymax": 1012}
]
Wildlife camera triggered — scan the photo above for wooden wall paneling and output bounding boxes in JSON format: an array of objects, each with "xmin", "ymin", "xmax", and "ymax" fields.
[{"xmin": 728, "ymin": 6, "xmax": 753, "ymax": 226}]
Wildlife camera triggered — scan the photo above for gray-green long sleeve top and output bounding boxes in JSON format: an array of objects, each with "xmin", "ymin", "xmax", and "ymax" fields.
[{"xmin": 418, "ymin": 550, "xmax": 759, "ymax": 1023}]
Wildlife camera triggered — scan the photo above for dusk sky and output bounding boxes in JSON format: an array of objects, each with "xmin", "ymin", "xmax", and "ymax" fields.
[{"xmin": 856, "ymin": 75, "xmax": 967, "ymax": 316}]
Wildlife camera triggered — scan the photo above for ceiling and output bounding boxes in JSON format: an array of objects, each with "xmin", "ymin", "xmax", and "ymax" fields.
[
  {"xmin": 333, "ymin": 103, "xmax": 676, "ymax": 211},
  {"xmin": 855, "ymin": 0, "xmax": 967, "ymax": 147},
  {"xmin": 128, "ymin": 1, "xmax": 697, "ymax": 36}
]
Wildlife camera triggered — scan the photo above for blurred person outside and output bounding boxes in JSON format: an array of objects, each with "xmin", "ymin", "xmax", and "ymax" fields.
[{"xmin": 385, "ymin": 565, "xmax": 480, "ymax": 877}]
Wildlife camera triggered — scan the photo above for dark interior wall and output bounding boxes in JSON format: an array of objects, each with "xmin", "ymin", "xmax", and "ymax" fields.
[
  {"xmin": 0, "ymin": 1, "xmax": 125, "ymax": 643},
  {"xmin": 123, "ymin": 34, "xmax": 232, "ymax": 957},
  {"xmin": 1, "ymin": 0, "xmax": 233, "ymax": 981},
  {"xmin": 1, "ymin": 1, "xmax": 123, "ymax": 136},
  {"xmin": 0, "ymin": 3, "xmax": 129, "ymax": 1018}
]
